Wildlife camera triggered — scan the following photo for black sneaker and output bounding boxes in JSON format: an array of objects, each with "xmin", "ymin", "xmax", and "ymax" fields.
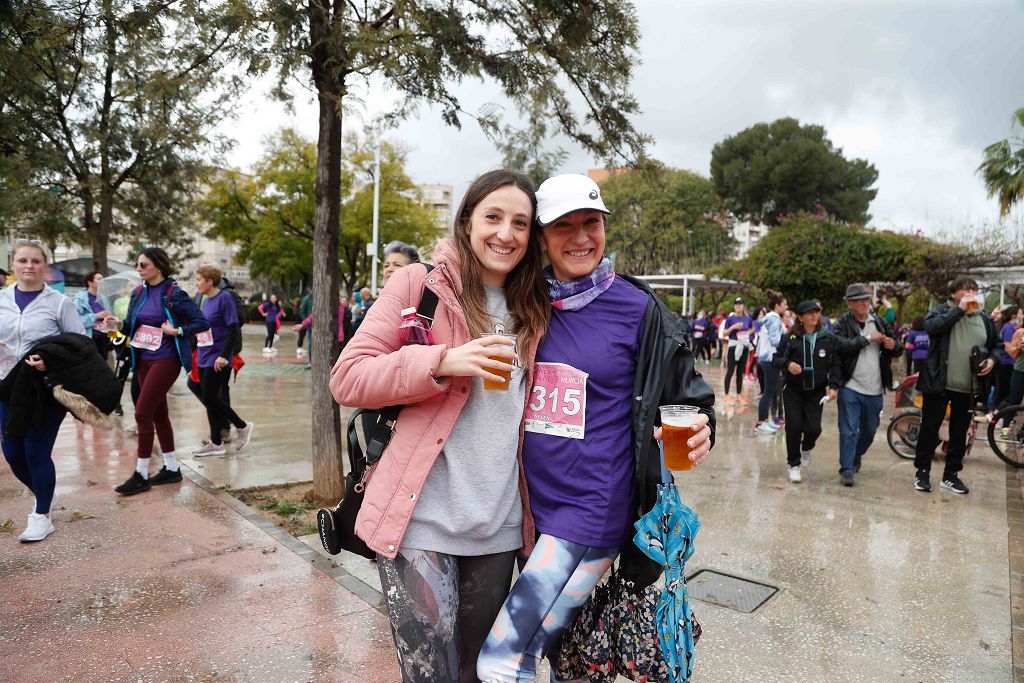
[
  {"xmin": 114, "ymin": 404, "xmax": 124, "ymax": 417},
  {"xmin": 150, "ymin": 466, "xmax": 183, "ymax": 486},
  {"xmin": 115, "ymin": 472, "xmax": 152, "ymax": 496},
  {"xmin": 940, "ymin": 475, "xmax": 969, "ymax": 495},
  {"xmin": 840, "ymin": 471, "xmax": 855, "ymax": 487},
  {"xmin": 914, "ymin": 470, "xmax": 931, "ymax": 492}
]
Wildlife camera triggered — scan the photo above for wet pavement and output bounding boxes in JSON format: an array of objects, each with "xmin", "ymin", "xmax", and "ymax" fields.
[{"xmin": 0, "ymin": 328, "xmax": 1017, "ymax": 681}]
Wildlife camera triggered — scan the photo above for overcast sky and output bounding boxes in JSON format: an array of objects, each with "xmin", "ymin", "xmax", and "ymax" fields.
[{"xmin": 224, "ymin": 0, "xmax": 1024, "ymax": 236}]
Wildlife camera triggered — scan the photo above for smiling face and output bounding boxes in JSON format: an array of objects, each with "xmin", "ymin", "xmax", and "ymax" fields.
[
  {"xmin": 540, "ymin": 209, "xmax": 606, "ymax": 281},
  {"xmin": 12, "ymin": 245, "xmax": 47, "ymax": 290},
  {"xmin": 382, "ymin": 252, "xmax": 411, "ymax": 283},
  {"xmin": 466, "ymin": 184, "xmax": 534, "ymax": 287}
]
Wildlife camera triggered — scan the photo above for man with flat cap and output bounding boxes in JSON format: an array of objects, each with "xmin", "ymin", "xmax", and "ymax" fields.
[{"xmin": 833, "ymin": 284, "xmax": 903, "ymax": 486}]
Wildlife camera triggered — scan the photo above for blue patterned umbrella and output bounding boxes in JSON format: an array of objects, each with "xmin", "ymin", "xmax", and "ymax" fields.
[{"xmin": 632, "ymin": 443, "xmax": 701, "ymax": 683}]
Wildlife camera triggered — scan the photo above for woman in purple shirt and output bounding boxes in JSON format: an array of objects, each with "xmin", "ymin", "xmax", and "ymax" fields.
[
  {"xmin": 112, "ymin": 248, "xmax": 208, "ymax": 496},
  {"xmin": 477, "ymin": 174, "xmax": 716, "ymax": 682},
  {"xmin": 995, "ymin": 306, "xmax": 1021, "ymax": 410},
  {"xmin": 905, "ymin": 316, "xmax": 931, "ymax": 376},
  {"xmin": 191, "ymin": 265, "xmax": 254, "ymax": 457},
  {"xmin": 259, "ymin": 294, "xmax": 283, "ymax": 354}
]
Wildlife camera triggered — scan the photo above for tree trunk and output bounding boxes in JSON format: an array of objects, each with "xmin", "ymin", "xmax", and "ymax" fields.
[{"xmin": 308, "ymin": 0, "xmax": 344, "ymax": 503}]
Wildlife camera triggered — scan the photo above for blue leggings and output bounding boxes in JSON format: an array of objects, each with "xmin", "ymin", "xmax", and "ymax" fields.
[
  {"xmin": 0, "ymin": 402, "xmax": 67, "ymax": 514},
  {"xmin": 477, "ymin": 535, "xmax": 618, "ymax": 683}
]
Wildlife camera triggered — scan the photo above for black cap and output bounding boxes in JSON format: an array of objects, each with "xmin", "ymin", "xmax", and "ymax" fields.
[
  {"xmin": 734, "ymin": 297, "xmax": 745, "ymax": 304},
  {"xmin": 0, "ymin": 268, "xmax": 7, "ymax": 276},
  {"xmin": 796, "ymin": 300, "xmax": 822, "ymax": 315}
]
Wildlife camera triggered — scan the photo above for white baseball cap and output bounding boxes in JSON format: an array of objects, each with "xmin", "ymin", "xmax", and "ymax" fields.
[{"xmin": 535, "ymin": 174, "xmax": 611, "ymax": 226}]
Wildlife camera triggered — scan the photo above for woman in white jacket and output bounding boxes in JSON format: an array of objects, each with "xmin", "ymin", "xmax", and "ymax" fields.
[{"xmin": 0, "ymin": 240, "xmax": 87, "ymax": 542}]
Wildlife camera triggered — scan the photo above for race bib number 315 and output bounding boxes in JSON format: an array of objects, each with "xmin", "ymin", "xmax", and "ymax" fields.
[{"xmin": 524, "ymin": 362, "xmax": 588, "ymax": 440}]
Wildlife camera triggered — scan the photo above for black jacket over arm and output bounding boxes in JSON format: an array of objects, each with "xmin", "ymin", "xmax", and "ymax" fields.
[{"xmin": 618, "ymin": 274, "xmax": 717, "ymax": 590}]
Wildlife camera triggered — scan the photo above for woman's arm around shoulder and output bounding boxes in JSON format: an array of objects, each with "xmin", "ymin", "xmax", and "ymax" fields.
[{"xmin": 330, "ymin": 264, "xmax": 450, "ymax": 409}]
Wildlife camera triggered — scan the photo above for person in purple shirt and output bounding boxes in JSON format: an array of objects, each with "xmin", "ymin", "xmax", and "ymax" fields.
[
  {"xmin": 111, "ymin": 247, "xmax": 208, "ymax": 496},
  {"xmin": 190, "ymin": 265, "xmax": 255, "ymax": 457},
  {"xmin": 905, "ymin": 316, "xmax": 931, "ymax": 376},
  {"xmin": 477, "ymin": 174, "xmax": 716, "ymax": 682},
  {"xmin": 691, "ymin": 310, "xmax": 712, "ymax": 365},
  {"xmin": 994, "ymin": 306, "xmax": 1021, "ymax": 410},
  {"xmin": 722, "ymin": 298, "xmax": 754, "ymax": 405},
  {"xmin": 258, "ymin": 294, "xmax": 283, "ymax": 354}
]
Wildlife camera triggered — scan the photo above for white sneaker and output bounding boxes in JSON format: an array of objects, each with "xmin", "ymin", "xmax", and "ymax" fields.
[
  {"xmin": 191, "ymin": 441, "xmax": 226, "ymax": 457},
  {"xmin": 755, "ymin": 421, "xmax": 776, "ymax": 434},
  {"xmin": 270, "ymin": 347, "xmax": 279, "ymax": 354},
  {"xmin": 788, "ymin": 466, "xmax": 802, "ymax": 483},
  {"xmin": 235, "ymin": 422, "xmax": 255, "ymax": 451},
  {"xmin": 19, "ymin": 513, "xmax": 55, "ymax": 542},
  {"xmin": 262, "ymin": 347, "xmax": 272, "ymax": 354},
  {"xmin": 296, "ymin": 348, "xmax": 306, "ymax": 357},
  {"xmin": 801, "ymin": 449, "xmax": 812, "ymax": 467}
]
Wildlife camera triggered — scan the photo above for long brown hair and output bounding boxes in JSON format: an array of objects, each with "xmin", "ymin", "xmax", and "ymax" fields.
[{"xmin": 452, "ymin": 169, "xmax": 550, "ymax": 356}]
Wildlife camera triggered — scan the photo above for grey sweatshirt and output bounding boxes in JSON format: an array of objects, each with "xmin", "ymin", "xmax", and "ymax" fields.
[
  {"xmin": 402, "ymin": 285, "xmax": 525, "ymax": 555},
  {"xmin": 0, "ymin": 286, "xmax": 87, "ymax": 380}
]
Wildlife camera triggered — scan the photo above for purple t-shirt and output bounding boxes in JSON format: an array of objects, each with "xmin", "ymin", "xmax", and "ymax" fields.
[
  {"xmin": 522, "ymin": 276, "xmax": 647, "ymax": 548},
  {"xmin": 88, "ymin": 293, "xmax": 104, "ymax": 314},
  {"xmin": 906, "ymin": 329, "xmax": 930, "ymax": 361},
  {"xmin": 14, "ymin": 287, "xmax": 43, "ymax": 311},
  {"xmin": 725, "ymin": 314, "xmax": 753, "ymax": 341},
  {"xmin": 198, "ymin": 291, "xmax": 238, "ymax": 368},
  {"xmin": 1002, "ymin": 323, "xmax": 1018, "ymax": 365},
  {"xmin": 132, "ymin": 280, "xmax": 178, "ymax": 362},
  {"xmin": 691, "ymin": 318, "xmax": 709, "ymax": 340}
]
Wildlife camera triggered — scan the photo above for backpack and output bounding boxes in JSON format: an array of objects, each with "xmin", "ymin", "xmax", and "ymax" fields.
[
  {"xmin": 223, "ymin": 288, "xmax": 246, "ymax": 353},
  {"xmin": 317, "ymin": 264, "xmax": 438, "ymax": 557}
]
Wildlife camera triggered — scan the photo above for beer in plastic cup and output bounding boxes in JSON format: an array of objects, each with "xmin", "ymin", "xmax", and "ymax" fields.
[
  {"xmin": 660, "ymin": 405, "xmax": 701, "ymax": 470},
  {"xmin": 965, "ymin": 294, "xmax": 983, "ymax": 314},
  {"xmin": 482, "ymin": 335, "xmax": 517, "ymax": 391},
  {"xmin": 104, "ymin": 318, "xmax": 123, "ymax": 338}
]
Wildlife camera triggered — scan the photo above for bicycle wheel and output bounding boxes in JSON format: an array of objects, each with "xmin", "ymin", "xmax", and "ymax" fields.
[
  {"xmin": 887, "ymin": 412, "xmax": 921, "ymax": 460},
  {"xmin": 988, "ymin": 405, "xmax": 1024, "ymax": 468}
]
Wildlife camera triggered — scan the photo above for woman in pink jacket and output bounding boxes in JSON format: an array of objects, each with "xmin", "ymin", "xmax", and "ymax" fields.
[{"xmin": 330, "ymin": 169, "xmax": 550, "ymax": 683}]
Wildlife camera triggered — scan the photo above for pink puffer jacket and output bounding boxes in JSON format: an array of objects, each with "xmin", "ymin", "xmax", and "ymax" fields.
[{"xmin": 329, "ymin": 240, "xmax": 539, "ymax": 560}]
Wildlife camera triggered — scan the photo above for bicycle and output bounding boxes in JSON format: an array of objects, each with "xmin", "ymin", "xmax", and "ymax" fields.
[{"xmin": 886, "ymin": 373, "xmax": 1024, "ymax": 468}]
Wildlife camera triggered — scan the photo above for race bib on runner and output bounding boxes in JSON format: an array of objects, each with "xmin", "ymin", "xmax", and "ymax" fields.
[
  {"xmin": 196, "ymin": 330, "xmax": 214, "ymax": 347},
  {"xmin": 693, "ymin": 330, "xmax": 704, "ymax": 338},
  {"xmin": 737, "ymin": 329, "xmax": 752, "ymax": 342},
  {"xmin": 524, "ymin": 362, "xmax": 588, "ymax": 440},
  {"xmin": 131, "ymin": 324, "xmax": 164, "ymax": 351}
]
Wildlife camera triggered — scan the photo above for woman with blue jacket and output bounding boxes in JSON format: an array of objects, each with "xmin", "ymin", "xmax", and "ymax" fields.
[{"xmin": 110, "ymin": 248, "xmax": 208, "ymax": 496}]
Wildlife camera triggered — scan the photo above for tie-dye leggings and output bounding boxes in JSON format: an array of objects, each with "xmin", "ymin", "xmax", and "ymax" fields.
[
  {"xmin": 476, "ymin": 535, "xmax": 618, "ymax": 682},
  {"xmin": 377, "ymin": 548, "xmax": 517, "ymax": 683}
]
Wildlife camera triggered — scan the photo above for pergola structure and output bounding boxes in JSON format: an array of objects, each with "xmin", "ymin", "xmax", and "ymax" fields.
[
  {"xmin": 635, "ymin": 274, "xmax": 741, "ymax": 316},
  {"xmin": 971, "ymin": 266, "xmax": 1024, "ymax": 307}
]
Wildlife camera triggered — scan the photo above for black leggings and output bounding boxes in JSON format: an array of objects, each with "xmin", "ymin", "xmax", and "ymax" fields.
[
  {"xmin": 377, "ymin": 548, "xmax": 517, "ymax": 683},
  {"xmin": 199, "ymin": 366, "xmax": 246, "ymax": 444},
  {"xmin": 264, "ymin": 322, "xmax": 276, "ymax": 349},
  {"xmin": 724, "ymin": 346, "xmax": 749, "ymax": 395},
  {"xmin": 692, "ymin": 337, "xmax": 711, "ymax": 362}
]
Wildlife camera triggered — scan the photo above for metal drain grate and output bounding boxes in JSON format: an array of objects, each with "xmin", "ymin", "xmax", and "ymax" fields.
[{"xmin": 686, "ymin": 569, "xmax": 778, "ymax": 613}]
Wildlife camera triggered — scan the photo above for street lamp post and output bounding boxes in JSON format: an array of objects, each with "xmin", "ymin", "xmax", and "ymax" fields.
[{"xmin": 370, "ymin": 124, "xmax": 382, "ymax": 296}]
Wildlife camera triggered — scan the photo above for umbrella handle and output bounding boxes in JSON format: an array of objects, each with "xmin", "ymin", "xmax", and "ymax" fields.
[{"xmin": 658, "ymin": 441, "xmax": 672, "ymax": 485}]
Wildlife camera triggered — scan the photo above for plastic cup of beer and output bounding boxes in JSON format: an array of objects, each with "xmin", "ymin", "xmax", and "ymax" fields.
[
  {"xmin": 965, "ymin": 294, "xmax": 983, "ymax": 314},
  {"xmin": 105, "ymin": 318, "xmax": 123, "ymax": 337},
  {"xmin": 660, "ymin": 405, "xmax": 701, "ymax": 471},
  {"xmin": 482, "ymin": 334, "xmax": 517, "ymax": 391}
]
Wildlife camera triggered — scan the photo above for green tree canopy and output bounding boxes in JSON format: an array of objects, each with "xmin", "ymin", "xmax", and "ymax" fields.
[
  {"xmin": 0, "ymin": 1, "xmax": 255, "ymax": 272},
  {"xmin": 260, "ymin": 0, "xmax": 650, "ymax": 500},
  {"xmin": 600, "ymin": 166, "xmax": 737, "ymax": 274},
  {"xmin": 201, "ymin": 129, "xmax": 436, "ymax": 295},
  {"xmin": 710, "ymin": 118, "xmax": 879, "ymax": 226},
  {"xmin": 979, "ymin": 107, "xmax": 1024, "ymax": 217}
]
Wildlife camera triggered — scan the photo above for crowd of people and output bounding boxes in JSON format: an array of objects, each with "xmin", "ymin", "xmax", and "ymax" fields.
[
  {"xmin": 682, "ymin": 276, "xmax": 1009, "ymax": 493},
  {"xmin": 1, "ymin": 168, "xmax": 1014, "ymax": 683}
]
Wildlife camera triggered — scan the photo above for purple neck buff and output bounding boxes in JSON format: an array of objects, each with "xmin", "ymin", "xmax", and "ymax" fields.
[{"xmin": 545, "ymin": 257, "xmax": 616, "ymax": 311}]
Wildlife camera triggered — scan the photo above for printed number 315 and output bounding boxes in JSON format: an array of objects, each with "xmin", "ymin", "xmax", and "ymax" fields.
[{"xmin": 529, "ymin": 386, "xmax": 582, "ymax": 416}]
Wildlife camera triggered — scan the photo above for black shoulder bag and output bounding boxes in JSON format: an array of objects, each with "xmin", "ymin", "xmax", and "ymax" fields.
[{"xmin": 317, "ymin": 265, "xmax": 438, "ymax": 558}]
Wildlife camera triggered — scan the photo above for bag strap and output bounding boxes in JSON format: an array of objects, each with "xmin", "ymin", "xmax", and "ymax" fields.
[{"xmin": 350, "ymin": 263, "xmax": 439, "ymax": 471}]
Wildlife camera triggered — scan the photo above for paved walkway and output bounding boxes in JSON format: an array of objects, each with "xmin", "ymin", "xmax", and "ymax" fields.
[{"xmin": 0, "ymin": 329, "xmax": 1018, "ymax": 681}]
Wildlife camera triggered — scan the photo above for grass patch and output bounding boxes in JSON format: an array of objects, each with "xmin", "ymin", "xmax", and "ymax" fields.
[{"xmin": 231, "ymin": 481, "xmax": 330, "ymax": 539}]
